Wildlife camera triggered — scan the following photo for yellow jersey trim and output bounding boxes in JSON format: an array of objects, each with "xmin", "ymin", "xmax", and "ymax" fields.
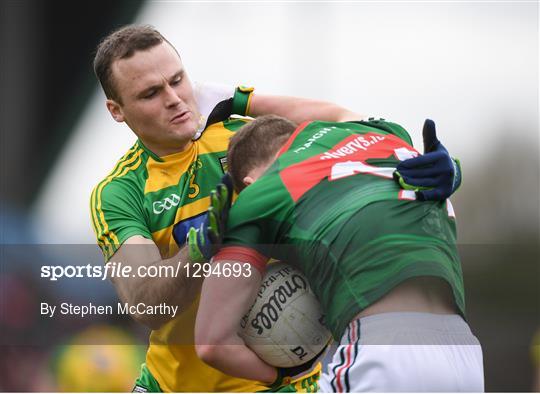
[{"xmin": 91, "ymin": 147, "xmax": 144, "ymax": 258}]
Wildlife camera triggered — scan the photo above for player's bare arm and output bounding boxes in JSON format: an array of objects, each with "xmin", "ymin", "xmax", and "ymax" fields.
[
  {"xmin": 249, "ymin": 94, "xmax": 364, "ymax": 123},
  {"xmin": 195, "ymin": 259, "xmax": 277, "ymax": 384},
  {"xmin": 109, "ymin": 235, "xmax": 203, "ymax": 330}
]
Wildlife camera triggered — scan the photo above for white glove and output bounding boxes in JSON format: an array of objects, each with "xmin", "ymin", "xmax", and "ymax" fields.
[{"xmin": 193, "ymin": 81, "xmax": 236, "ymax": 140}]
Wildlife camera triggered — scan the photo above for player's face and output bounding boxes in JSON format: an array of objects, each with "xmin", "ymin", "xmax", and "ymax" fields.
[{"xmin": 106, "ymin": 42, "xmax": 201, "ymax": 156}]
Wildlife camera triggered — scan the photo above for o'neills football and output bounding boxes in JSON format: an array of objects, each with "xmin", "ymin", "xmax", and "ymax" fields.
[{"xmin": 239, "ymin": 262, "xmax": 331, "ymax": 367}]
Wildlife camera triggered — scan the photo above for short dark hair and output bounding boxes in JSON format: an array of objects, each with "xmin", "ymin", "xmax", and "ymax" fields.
[
  {"xmin": 227, "ymin": 115, "xmax": 297, "ymax": 192},
  {"xmin": 93, "ymin": 24, "xmax": 176, "ymax": 103}
]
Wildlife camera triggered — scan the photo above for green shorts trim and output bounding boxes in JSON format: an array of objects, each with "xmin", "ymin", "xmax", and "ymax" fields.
[{"xmin": 133, "ymin": 363, "xmax": 162, "ymax": 393}]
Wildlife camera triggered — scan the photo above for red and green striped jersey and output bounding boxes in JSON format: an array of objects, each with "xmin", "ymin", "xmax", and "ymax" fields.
[{"xmin": 222, "ymin": 119, "xmax": 464, "ymax": 339}]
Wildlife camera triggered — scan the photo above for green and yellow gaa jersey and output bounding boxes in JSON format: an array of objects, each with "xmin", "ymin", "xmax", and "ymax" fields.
[
  {"xmin": 221, "ymin": 119, "xmax": 465, "ymax": 340},
  {"xmin": 90, "ymin": 87, "xmax": 275, "ymax": 392}
]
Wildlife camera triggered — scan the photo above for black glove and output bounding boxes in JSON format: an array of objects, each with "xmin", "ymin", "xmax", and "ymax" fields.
[{"xmin": 394, "ymin": 119, "xmax": 462, "ymax": 201}]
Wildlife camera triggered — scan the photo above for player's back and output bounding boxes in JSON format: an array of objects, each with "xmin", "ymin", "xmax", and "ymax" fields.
[{"xmin": 227, "ymin": 120, "xmax": 464, "ymax": 339}]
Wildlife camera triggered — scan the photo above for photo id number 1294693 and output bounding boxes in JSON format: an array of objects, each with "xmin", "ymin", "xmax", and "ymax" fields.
[{"xmin": 184, "ymin": 262, "xmax": 252, "ymax": 278}]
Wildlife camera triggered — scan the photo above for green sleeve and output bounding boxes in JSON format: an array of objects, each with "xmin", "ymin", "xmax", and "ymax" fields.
[
  {"xmin": 224, "ymin": 190, "xmax": 267, "ymax": 249},
  {"xmin": 231, "ymin": 86, "xmax": 255, "ymax": 116},
  {"xmin": 90, "ymin": 180, "xmax": 152, "ymax": 261},
  {"xmin": 203, "ymin": 85, "xmax": 254, "ymax": 130},
  {"xmin": 223, "ymin": 175, "xmax": 292, "ymax": 257}
]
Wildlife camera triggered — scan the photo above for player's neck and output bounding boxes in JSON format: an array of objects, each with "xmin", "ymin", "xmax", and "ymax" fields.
[{"xmin": 141, "ymin": 139, "xmax": 193, "ymax": 158}]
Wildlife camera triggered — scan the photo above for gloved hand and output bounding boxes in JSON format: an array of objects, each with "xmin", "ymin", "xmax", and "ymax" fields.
[
  {"xmin": 393, "ymin": 119, "xmax": 462, "ymax": 201},
  {"xmin": 174, "ymin": 174, "xmax": 233, "ymax": 263},
  {"xmin": 268, "ymin": 345, "xmax": 329, "ymax": 390}
]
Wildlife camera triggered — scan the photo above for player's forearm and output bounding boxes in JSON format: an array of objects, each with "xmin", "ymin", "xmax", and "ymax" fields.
[
  {"xmin": 112, "ymin": 244, "xmax": 203, "ymax": 330},
  {"xmin": 197, "ymin": 341, "xmax": 277, "ymax": 384},
  {"xmin": 248, "ymin": 94, "xmax": 364, "ymax": 123},
  {"xmin": 195, "ymin": 260, "xmax": 269, "ymax": 379}
]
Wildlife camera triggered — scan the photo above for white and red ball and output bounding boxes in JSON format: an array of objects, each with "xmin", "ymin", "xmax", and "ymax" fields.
[{"xmin": 239, "ymin": 262, "xmax": 331, "ymax": 367}]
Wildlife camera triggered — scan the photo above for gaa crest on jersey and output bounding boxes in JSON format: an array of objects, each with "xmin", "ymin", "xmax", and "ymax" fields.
[{"xmin": 219, "ymin": 156, "xmax": 228, "ymax": 173}]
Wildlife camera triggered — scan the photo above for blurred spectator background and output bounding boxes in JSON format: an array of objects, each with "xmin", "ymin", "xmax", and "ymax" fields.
[{"xmin": 1, "ymin": 0, "xmax": 538, "ymax": 391}]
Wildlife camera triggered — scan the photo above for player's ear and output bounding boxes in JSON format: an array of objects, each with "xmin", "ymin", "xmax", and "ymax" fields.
[
  {"xmin": 243, "ymin": 176, "xmax": 255, "ymax": 187},
  {"xmin": 106, "ymin": 99, "xmax": 125, "ymax": 123}
]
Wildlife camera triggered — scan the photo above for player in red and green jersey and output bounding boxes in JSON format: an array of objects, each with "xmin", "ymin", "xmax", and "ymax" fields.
[{"xmin": 195, "ymin": 116, "xmax": 484, "ymax": 391}]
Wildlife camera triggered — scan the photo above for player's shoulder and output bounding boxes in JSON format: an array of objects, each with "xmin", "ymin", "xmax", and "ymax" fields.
[
  {"xmin": 347, "ymin": 117, "xmax": 413, "ymax": 145},
  {"xmin": 91, "ymin": 142, "xmax": 148, "ymax": 204},
  {"xmin": 205, "ymin": 115, "xmax": 253, "ymax": 134},
  {"xmin": 223, "ymin": 115, "xmax": 253, "ymax": 130},
  {"xmin": 232, "ymin": 169, "xmax": 290, "ymax": 218},
  {"xmin": 195, "ymin": 116, "xmax": 253, "ymax": 156}
]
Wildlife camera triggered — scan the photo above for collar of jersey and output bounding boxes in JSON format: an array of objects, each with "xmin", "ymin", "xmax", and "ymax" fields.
[{"xmin": 137, "ymin": 139, "xmax": 196, "ymax": 163}]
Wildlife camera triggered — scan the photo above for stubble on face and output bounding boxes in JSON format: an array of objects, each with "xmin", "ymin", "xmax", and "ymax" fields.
[{"xmin": 110, "ymin": 42, "xmax": 201, "ymax": 156}]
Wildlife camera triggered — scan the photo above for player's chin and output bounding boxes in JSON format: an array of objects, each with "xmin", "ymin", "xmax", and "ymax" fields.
[{"xmin": 169, "ymin": 123, "xmax": 198, "ymax": 140}]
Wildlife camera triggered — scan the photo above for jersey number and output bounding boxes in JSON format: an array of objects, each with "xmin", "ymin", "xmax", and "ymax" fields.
[
  {"xmin": 330, "ymin": 147, "xmax": 417, "ymax": 180},
  {"xmin": 188, "ymin": 174, "xmax": 200, "ymax": 198}
]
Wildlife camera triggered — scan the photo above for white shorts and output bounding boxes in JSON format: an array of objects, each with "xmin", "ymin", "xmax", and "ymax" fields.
[{"xmin": 318, "ymin": 312, "xmax": 484, "ymax": 392}]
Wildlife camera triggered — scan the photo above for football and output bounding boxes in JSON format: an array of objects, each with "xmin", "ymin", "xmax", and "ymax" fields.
[{"xmin": 239, "ymin": 261, "xmax": 332, "ymax": 367}]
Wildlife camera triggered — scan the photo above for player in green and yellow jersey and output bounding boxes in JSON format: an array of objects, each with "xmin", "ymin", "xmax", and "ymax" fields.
[
  {"xmin": 90, "ymin": 25, "xmax": 362, "ymax": 392},
  {"xmin": 195, "ymin": 116, "xmax": 484, "ymax": 391}
]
